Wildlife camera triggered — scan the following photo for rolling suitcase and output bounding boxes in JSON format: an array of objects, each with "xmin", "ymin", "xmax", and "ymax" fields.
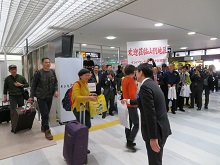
[
  {"xmin": 11, "ymin": 102, "xmax": 36, "ymax": 134},
  {"xmin": 63, "ymin": 103, "xmax": 88, "ymax": 165},
  {"xmin": 0, "ymin": 101, "xmax": 11, "ymax": 124}
]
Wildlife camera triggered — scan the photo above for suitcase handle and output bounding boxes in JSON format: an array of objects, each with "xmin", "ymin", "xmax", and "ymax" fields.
[{"xmin": 79, "ymin": 103, "xmax": 86, "ymax": 125}]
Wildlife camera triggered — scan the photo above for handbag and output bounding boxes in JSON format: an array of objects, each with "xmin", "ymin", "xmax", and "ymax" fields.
[{"xmin": 89, "ymin": 94, "xmax": 107, "ymax": 117}]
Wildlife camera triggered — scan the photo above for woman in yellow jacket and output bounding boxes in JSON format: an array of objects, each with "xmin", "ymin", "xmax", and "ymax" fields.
[{"xmin": 71, "ymin": 69, "xmax": 97, "ymax": 129}]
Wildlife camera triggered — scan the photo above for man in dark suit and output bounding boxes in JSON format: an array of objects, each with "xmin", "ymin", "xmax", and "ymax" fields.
[
  {"xmin": 102, "ymin": 70, "xmax": 116, "ymax": 118},
  {"xmin": 90, "ymin": 65, "xmax": 102, "ymax": 95},
  {"xmin": 189, "ymin": 66, "xmax": 204, "ymax": 110},
  {"xmin": 124, "ymin": 63, "xmax": 171, "ymax": 165}
]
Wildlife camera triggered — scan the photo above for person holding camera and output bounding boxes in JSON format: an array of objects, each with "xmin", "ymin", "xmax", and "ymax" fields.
[
  {"xmin": 3, "ymin": 65, "xmax": 29, "ymax": 122},
  {"xmin": 102, "ymin": 70, "xmax": 117, "ymax": 118}
]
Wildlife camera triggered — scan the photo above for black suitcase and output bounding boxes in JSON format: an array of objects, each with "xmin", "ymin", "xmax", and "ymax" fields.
[
  {"xmin": 11, "ymin": 103, "xmax": 36, "ymax": 134},
  {"xmin": 0, "ymin": 101, "xmax": 11, "ymax": 124}
]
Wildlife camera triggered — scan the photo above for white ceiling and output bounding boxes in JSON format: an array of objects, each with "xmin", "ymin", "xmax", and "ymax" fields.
[{"xmin": 1, "ymin": 0, "xmax": 220, "ymax": 57}]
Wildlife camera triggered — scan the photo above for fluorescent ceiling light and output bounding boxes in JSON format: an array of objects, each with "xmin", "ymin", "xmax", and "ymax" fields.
[
  {"xmin": 155, "ymin": 23, "xmax": 163, "ymax": 27},
  {"xmin": 0, "ymin": 0, "xmax": 137, "ymax": 53},
  {"xmin": 106, "ymin": 36, "xmax": 116, "ymax": 40},
  {"xmin": 107, "ymin": 57, "xmax": 110, "ymax": 58},
  {"xmin": 110, "ymin": 47, "xmax": 115, "ymax": 49},
  {"xmin": 121, "ymin": 56, "xmax": 123, "ymax": 57},
  {"xmin": 82, "ymin": 44, "xmax": 87, "ymax": 46},
  {"xmin": 180, "ymin": 47, "xmax": 187, "ymax": 50},
  {"xmin": 210, "ymin": 38, "xmax": 217, "ymax": 40},
  {"xmin": 113, "ymin": 55, "xmax": 115, "ymax": 56},
  {"xmin": 188, "ymin": 32, "xmax": 196, "ymax": 35}
]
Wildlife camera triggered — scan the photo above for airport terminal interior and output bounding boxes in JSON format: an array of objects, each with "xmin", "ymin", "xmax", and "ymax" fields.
[{"xmin": 1, "ymin": 0, "xmax": 220, "ymax": 165}]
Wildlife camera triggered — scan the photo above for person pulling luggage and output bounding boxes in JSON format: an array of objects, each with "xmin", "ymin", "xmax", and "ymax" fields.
[
  {"xmin": 28, "ymin": 57, "xmax": 58, "ymax": 140},
  {"xmin": 71, "ymin": 68, "xmax": 98, "ymax": 154},
  {"xmin": 3, "ymin": 65, "xmax": 29, "ymax": 128}
]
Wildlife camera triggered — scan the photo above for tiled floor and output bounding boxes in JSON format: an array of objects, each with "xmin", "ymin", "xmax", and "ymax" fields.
[{"xmin": 1, "ymin": 92, "xmax": 220, "ymax": 165}]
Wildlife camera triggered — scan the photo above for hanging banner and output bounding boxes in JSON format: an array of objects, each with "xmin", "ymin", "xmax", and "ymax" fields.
[{"xmin": 127, "ymin": 40, "xmax": 168, "ymax": 66}]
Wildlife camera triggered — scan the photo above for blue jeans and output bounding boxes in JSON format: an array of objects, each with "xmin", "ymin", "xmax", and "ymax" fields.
[
  {"xmin": 38, "ymin": 98, "xmax": 53, "ymax": 131},
  {"xmin": 73, "ymin": 108, "xmax": 91, "ymax": 129}
]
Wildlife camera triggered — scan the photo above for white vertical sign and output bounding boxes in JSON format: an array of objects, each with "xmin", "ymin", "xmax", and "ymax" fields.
[
  {"xmin": 127, "ymin": 40, "xmax": 168, "ymax": 67},
  {"xmin": 55, "ymin": 58, "xmax": 83, "ymax": 122}
]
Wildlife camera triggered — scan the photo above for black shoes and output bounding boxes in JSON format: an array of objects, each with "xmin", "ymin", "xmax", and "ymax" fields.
[
  {"xmin": 87, "ymin": 150, "xmax": 90, "ymax": 154},
  {"xmin": 179, "ymin": 109, "xmax": 185, "ymax": 112},
  {"xmin": 126, "ymin": 140, "xmax": 137, "ymax": 152},
  {"xmin": 204, "ymin": 106, "xmax": 208, "ymax": 109},
  {"xmin": 197, "ymin": 108, "xmax": 201, "ymax": 111},
  {"xmin": 188, "ymin": 106, "xmax": 194, "ymax": 109},
  {"xmin": 109, "ymin": 113, "xmax": 114, "ymax": 116},
  {"xmin": 171, "ymin": 111, "xmax": 176, "ymax": 114}
]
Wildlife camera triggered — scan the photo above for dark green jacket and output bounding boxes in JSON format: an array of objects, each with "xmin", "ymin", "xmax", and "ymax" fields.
[
  {"xmin": 3, "ymin": 74, "xmax": 29, "ymax": 96},
  {"xmin": 30, "ymin": 69, "xmax": 58, "ymax": 99}
]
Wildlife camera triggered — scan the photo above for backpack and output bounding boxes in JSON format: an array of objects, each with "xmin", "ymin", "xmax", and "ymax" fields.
[{"xmin": 62, "ymin": 81, "xmax": 81, "ymax": 111}]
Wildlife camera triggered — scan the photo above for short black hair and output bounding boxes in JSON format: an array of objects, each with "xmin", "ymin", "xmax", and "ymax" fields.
[
  {"xmin": 162, "ymin": 63, "xmax": 167, "ymax": 68},
  {"xmin": 107, "ymin": 70, "xmax": 114, "ymax": 76},
  {"xmin": 124, "ymin": 64, "xmax": 135, "ymax": 75},
  {"xmin": 78, "ymin": 69, "xmax": 90, "ymax": 77},
  {"xmin": 41, "ymin": 57, "xmax": 50, "ymax": 63},
  {"xmin": 137, "ymin": 63, "xmax": 153, "ymax": 78},
  {"xmin": 182, "ymin": 66, "xmax": 187, "ymax": 70},
  {"xmin": 94, "ymin": 65, "xmax": 100, "ymax": 69}
]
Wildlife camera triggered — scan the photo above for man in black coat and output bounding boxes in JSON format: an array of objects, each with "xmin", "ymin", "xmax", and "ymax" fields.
[
  {"xmin": 124, "ymin": 63, "xmax": 171, "ymax": 165},
  {"xmin": 189, "ymin": 66, "xmax": 204, "ymax": 110},
  {"xmin": 89, "ymin": 65, "xmax": 102, "ymax": 95}
]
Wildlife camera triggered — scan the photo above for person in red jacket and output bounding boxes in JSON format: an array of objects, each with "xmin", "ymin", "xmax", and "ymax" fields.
[{"xmin": 122, "ymin": 64, "xmax": 139, "ymax": 152}]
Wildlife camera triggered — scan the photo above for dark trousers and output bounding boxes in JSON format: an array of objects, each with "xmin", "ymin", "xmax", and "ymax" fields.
[
  {"xmin": 9, "ymin": 95, "xmax": 24, "ymax": 121},
  {"xmin": 103, "ymin": 91, "xmax": 115, "ymax": 116},
  {"xmin": 38, "ymin": 98, "xmax": 53, "ymax": 131},
  {"xmin": 125, "ymin": 107, "xmax": 139, "ymax": 142},
  {"xmin": 191, "ymin": 86, "xmax": 203, "ymax": 108},
  {"xmin": 166, "ymin": 98, "xmax": 177, "ymax": 112},
  {"xmin": 161, "ymin": 87, "xmax": 169, "ymax": 111},
  {"xmin": 145, "ymin": 138, "xmax": 167, "ymax": 165},
  {"xmin": 73, "ymin": 108, "xmax": 91, "ymax": 129},
  {"xmin": 204, "ymin": 85, "xmax": 210, "ymax": 107},
  {"xmin": 178, "ymin": 96, "xmax": 185, "ymax": 110},
  {"xmin": 177, "ymin": 87, "xmax": 181, "ymax": 109},
  {"xmin": 185, "ymin": 97, "xmax": 190, "ymax": 105},
  {"xmin": 215, "ymin": 80, "xmax": 218, "ymax": 91}
]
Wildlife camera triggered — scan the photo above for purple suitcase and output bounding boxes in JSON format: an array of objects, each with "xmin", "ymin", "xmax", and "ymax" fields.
[{"xmin": 63, "ymin": 104, "xmax": 88, "ymax": 165}]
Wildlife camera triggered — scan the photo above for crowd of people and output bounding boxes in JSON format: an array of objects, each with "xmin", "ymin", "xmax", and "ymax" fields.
[{"xmin": 3, "ymin": 55, "xmax": 219, "ymax": 165}]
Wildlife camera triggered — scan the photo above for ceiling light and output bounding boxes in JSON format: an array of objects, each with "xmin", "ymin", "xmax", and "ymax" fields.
[
  {"xmin": 113, "ymin": 55, "xmax": 115, "ymax": 57},
  {"xmin": 121, "ymin": 56, "xmax": 123, "ymax": 57},
  {"xmin": 180, "ymin": 47, "xmax": 187, "ymax": 50},
  {"xmin": 110, "ymin": 47, "xmax": 115, "ymax": 49},
  {"xmin": 82, "ymin": 44, "xmax": 87, "ymax": 46},
  {"xmin": 107, "ymin": 57, "xmax": 110, "ymax": 58},
  {"xmin": 106, "ymin": 36, "xmax": 116, "ymax": 40},
  {"xmin": 188, "ymin": 32, "xmax": 196, "ymax": 35},
  {"xmin": 210, "ymin": 38, "xmax": 217, "ymax": 40},
  {"xmin": 155, "ymin": 23, "xmax": 163, "ymax": 27}
]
